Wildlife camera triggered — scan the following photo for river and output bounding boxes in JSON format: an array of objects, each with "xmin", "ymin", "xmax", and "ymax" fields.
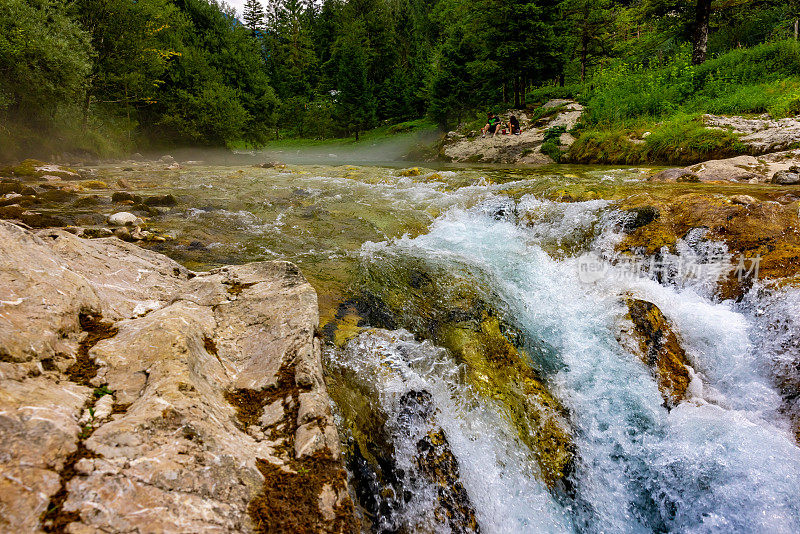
[{"xmin": 84, "ymin": 161, "xmax": 800, "ymax": 533}]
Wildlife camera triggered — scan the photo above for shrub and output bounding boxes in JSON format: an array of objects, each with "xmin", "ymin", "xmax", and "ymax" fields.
[{"xmin": 540, "ymin": 141, "xmax": 563, "ymax": 162}]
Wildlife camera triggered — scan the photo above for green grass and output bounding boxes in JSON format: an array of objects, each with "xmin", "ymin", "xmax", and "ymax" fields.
[
  {"xmin": 584, "ymin": 40, "xmax": 800, "ymax": 125},
  {"xmin": 561, "ymin": 40, "xmax": 800, "ymax": 165},
  {"xmin": 231, "ymin": 118, "xmax": 436, "ymax": 151},
  {"xmin": 568, "ymin": 114, "xmax": 747, "ymax": 165}
]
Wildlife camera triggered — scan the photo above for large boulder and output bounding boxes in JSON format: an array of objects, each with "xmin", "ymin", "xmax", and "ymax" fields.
[
  {"xmin": 0, "ymin": 221, "xmax": 356, "ymax": 533},
  {"xmin": 772, "ymin": 167, "xmax": 800, "ymax": 185}
]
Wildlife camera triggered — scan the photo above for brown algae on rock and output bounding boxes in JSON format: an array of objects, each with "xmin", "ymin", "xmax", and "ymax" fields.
[{"xmin": 622, "ymin": 299, "xmax": 692, "ymax": 408}]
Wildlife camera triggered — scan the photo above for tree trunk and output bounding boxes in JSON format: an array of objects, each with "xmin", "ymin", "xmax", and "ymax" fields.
[
  {"xmin": 513, "ymin": 77, "xmax": 521, "ymax": 108},
  {"xmin": 580, "ymin": 39, "xmax": 588, "ymax": 83},
  {"xmin": 691, "ymin": 0, "xmax": 713, "ymax": 65},
  {"xmin": 795, "ymin": 19, "xmax": 798, "ymax": 41}
]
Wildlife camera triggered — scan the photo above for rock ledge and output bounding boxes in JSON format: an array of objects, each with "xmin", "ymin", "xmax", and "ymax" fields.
[{"xmin": 0, "ymin": 220, "xmax": 357, "ymax": 533}]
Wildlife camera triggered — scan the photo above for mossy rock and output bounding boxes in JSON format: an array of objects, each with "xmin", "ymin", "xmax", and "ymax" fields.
[
  {"xmin": 81, "ymin": 180, "xmax": 108, "ymax": 190},
  {"xmin": 325, "ymin": 330, "xmax": 480, "ymax": 533},
  {"xmin": 439, "ymin": 315, "xmax": 574, "ymax": 488},
  {"xmin": 399, "ymin": 167, "xmax": 421, "ymax": 177},
  {"xmin": 352, "ymin": 257, "xmax": 575, "ymax": 489},
  {"xmin": 616, "ymin": 192, "xmax": 800, "ymax": 299},
  {"xmin": 622, "ymin": 299, "xmax": 692, "ymax": 408}
]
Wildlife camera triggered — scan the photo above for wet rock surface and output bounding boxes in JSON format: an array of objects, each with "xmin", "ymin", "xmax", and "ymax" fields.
[
  {"xmin": 0, "ymin": 221, "xmax": 356, "ymax": 533},
  {"xmin": 620, "ymin": 299, "xmax": 694, "ymax": 408},
  {"xmin": 616, "ymin": 192, "xmax": 800, "ymax": 299},
  {"xmin": 342, "ymin": 256, "xmax": 575, "ymax": 490},
  {"xmin": 326, "ymin": 329, "xmax": 481, "ymax": 534}
]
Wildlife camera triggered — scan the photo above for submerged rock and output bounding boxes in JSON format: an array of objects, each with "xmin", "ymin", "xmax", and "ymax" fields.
[
  {"xmin": 399, "ymin": 167, "xmax": 421, "ymax": 177},
  {"xmin": 326, "ymin": 329, "xmax": 480, "ymax": 533},
  {"xmin": 144, "ymin": 194, "xmax": 177, "ymax": 206},
  {"xmin": 0, "ymin": 221, "xmax": 357, "ymax": 533},
  {"xmin": 622, "ymin": 206, "xmax": 660, "ymax": 233},
  {"xmin": 112, "ymin": 191, "xmax": 143, "ymax": 204}
]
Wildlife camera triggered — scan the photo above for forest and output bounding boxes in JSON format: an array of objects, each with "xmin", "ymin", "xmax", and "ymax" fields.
[{"xmin": 2, "ymin": 0, "xmax": 800, "ymax": 158}]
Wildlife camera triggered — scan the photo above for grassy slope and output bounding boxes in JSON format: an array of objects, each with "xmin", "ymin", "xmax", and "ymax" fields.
[
  {"xmin": 532, "ymin": 40, "xmax": 800, "ymax": 165},
  {"xmin": 231, "ymin": 118, "xmax": 437, "ymax": 151}
]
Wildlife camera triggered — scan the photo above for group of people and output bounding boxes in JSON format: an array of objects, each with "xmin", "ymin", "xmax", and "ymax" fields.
[{"xmin": 481, "ymin": 112, "xmax": 521, "ymax": 138}]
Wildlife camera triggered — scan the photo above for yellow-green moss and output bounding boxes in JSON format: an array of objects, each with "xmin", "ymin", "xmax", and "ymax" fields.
[{"xmin": 353, "ymin": 260, "xmax": 575, "ymax": 488}]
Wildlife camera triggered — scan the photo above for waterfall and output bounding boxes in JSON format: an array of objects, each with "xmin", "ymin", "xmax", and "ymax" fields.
[{"xmin": 332, "ymin": 194, "xmax": 800, "ymax": 533}]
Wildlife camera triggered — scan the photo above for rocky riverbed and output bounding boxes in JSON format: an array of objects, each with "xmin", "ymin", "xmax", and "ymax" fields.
[{"xmin": 2, "ymin": 157, "xmax": 800, "ymax": 532}]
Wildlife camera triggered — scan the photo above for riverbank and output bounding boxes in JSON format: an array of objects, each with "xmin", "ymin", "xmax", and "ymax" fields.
[{"xmin": 0, "ymin": 220, "xmax": 357, "ymax": 532}]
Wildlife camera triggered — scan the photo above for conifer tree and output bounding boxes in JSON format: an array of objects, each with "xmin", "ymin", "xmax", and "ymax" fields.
[
  {"xmin": 242, "ymin": 0, "xmax": 265, "ymax": 35},
  {"xmin": 333, "ymin": 21, "xmax": 376, "ymax": 140}
]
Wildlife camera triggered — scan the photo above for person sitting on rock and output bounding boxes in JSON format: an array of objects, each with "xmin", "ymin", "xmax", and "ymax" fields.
[
  {"xmin": 509, "ymin": 115, "xmax": 521, "ymax": 135},
  {"xmin": 481, "ymin": 113, "xmax": 501, "ymax": 138}
]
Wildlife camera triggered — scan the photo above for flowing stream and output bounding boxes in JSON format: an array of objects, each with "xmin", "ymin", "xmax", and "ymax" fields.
[{"xmin": 82, "ymin": 161, "xmax": 800, "ymax": 533}]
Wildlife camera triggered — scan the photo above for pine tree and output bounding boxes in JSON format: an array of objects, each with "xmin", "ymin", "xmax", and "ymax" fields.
[
  {"xmin": 333, "ymin": 21, "xmax": 376, "ymax": 140},
  {"xmin": 242, "ymin": 0, "xmax": 265, "ymax": 35}
]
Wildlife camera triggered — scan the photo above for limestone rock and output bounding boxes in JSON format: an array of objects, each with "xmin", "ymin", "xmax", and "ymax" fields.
[
  {"xmin": 0, "ymin": 220, "xmax": 356, "ymax": 533},
  {"xmin": 704, "ymin": 114, "xmax": 800, "ymax": 153},
  {"xmin": 772, "ymin": 167, "xmax": 800, "ymax": 185},
  {"xmin": 108, "ymin": 211, "xmax": 143, "ymax": 227},
  {"xmin": 441, "ymin": 100, "xmax": 582, "ymax": 164},
  {"xmin": 646, "ymin": 149, "xmax": 800, "ymax": 183},
  {"xmin": 616, "ymin": 192, "xmax": 800, "ymax": 299},
  {"xmin": 350, "ymin": 256, "xmax": 575, "ymax": 489}
]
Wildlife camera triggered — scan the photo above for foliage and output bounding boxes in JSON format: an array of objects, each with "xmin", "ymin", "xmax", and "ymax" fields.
[
  {"xmin": 540, "ymin": 141, "xmax": 562, "ymax": 162},
  {"xmin": 0, "ymin": 0, "xmax": 91, "ymax": 121},
  {"xmin": 583, "ymin": 40, "xmax": 800, "ymax": 125},
  {"xmin": 4, "ymin": 0, "xmax": 800, "ymax": 157}
]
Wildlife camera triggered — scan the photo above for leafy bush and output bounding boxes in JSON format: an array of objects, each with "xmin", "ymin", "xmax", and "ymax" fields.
[
  {"xmin": 544, "ymin": 125, "xmax": 567, "ymax": 143},
  {"xmin": 526, "ymin": 84, "xmax": 584, "ymax": 106}
]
